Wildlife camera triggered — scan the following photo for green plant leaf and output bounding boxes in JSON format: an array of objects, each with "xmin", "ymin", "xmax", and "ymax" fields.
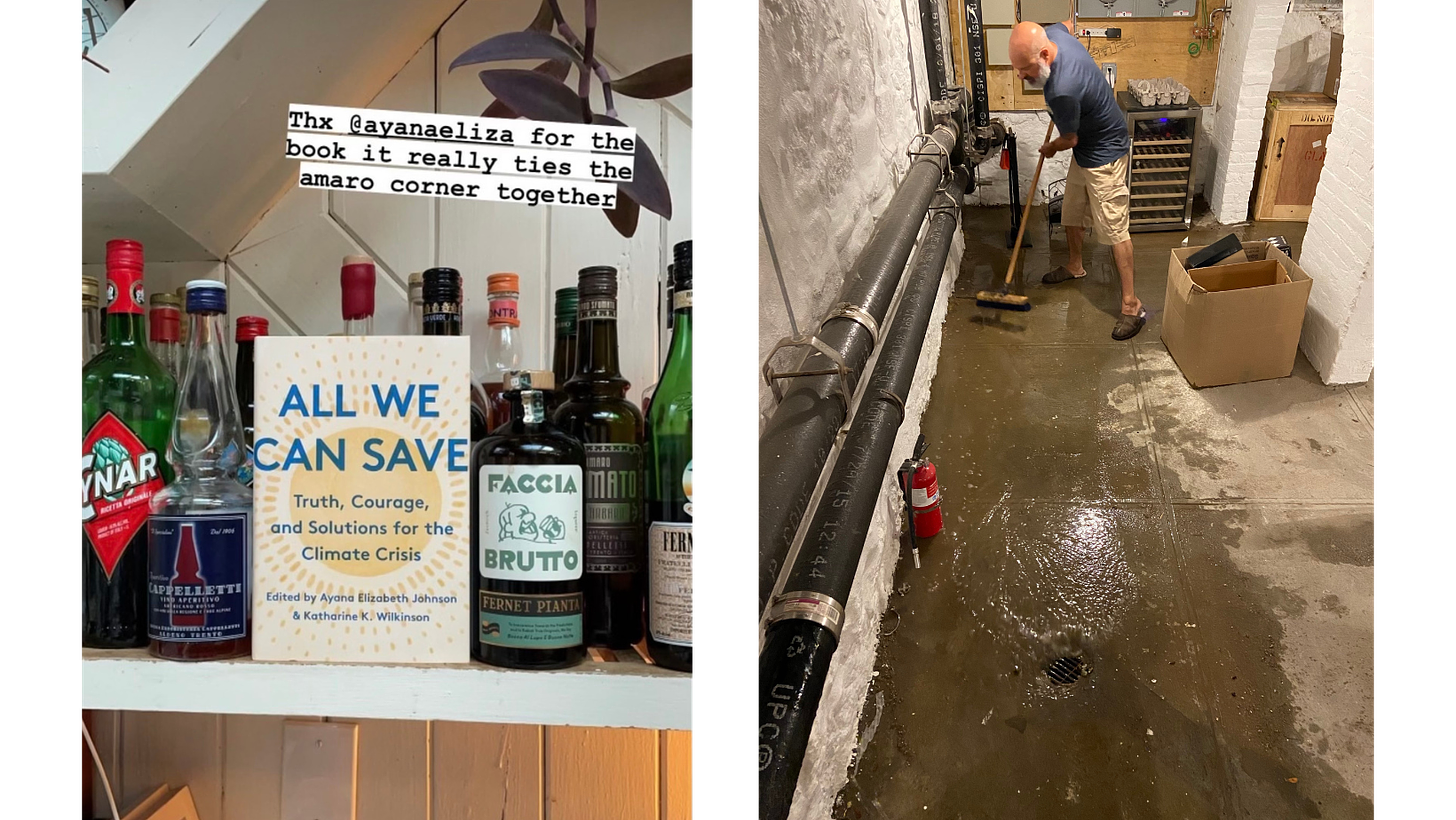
[
  {"xmin": 593, "ymin": 114, "xmax": 672, "ymax": 219},
  {"xmin": 604, "ymin": 191, "xmax": 641, "ymax": 238},
  {"xmin": 612, "ymin": 55, "xmax": 692, "ymax": 100},
  {"xmin": 482, "ymin": 60, "xmax": 571, "ymax": 119},
  {"xmin": 480, "ymin": 69, "xmax": 589, "ymax": 124},
  {"xmin": 450, "ymin": 31, "xmax": 584, "ymax": 73}
]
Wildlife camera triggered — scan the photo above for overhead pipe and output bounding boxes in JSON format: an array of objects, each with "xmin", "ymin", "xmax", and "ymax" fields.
[
  {"xmin": 918, "ymin": 0, "xmax": 947, "ymax": 102},
  {"xmin": 759, "ymin": 166, "xmax": 970, "ymax": 820},
  {"xmin": 759, "ymin": 121, "xmax": 959, "ymax": 613}
]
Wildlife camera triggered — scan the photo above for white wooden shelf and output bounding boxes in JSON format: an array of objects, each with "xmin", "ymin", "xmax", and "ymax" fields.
[{"xmin": 82, "ymin": 648, "xmax": 690, "ymax": 730}]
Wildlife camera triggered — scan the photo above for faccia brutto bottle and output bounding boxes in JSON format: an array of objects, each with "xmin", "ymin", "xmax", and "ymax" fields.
[
  {"xmin": 472, "ymin": 370, "xmax": 587, "ymax": 669},
  {"xmin": 553, "ymin": 266, "xmax": 646, "ymax": 648},
  {"xmin": 645, "ymin": 241, "xmax": 692, "ymax": 672},
  {"xmin": 147, "ymin": 280, "xmax": 252, "ymax": 661},
  {"xmin": 82, "ymin": 239, "xmax": 177, "ymax": 648}
]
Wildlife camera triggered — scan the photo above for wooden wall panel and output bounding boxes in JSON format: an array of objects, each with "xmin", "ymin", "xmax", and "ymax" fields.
[
  {"xmin": 120, "ymin": 712, "xmax": 224, "ymax": 820},
  {"xmin": 660, "ymin": 731, "xmax": 691, "ymax": 820},
  {"xmin": 432, "ymin": 722, "xmax": 543, "ymax": 820},
  {"xmin": 220, "ymin": 714, "xmax": 286, "ymax": 820},
  {"xmin": 546, "ymin": 726, "xmax": 658, "ymax": 819},
  {"xmin": 100, "ymin": 713, "xmax": 687, "ymax": 819}
]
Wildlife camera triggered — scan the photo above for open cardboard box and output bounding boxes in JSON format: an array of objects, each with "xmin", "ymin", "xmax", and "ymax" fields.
[{"xmin": 1162, "ymin": 241, "xmax": 1313, "ymax": 388}]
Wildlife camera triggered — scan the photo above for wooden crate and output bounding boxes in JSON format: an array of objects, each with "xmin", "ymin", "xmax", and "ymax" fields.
[{"xmin": 1251, "ymin": 91, "xmax": 1337, "ymax": 222}]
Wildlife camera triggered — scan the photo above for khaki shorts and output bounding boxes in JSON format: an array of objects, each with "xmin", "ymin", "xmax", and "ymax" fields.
[{"xmin": 1062, "ymin": 152, "xmax": 1131, "ymax": 246}]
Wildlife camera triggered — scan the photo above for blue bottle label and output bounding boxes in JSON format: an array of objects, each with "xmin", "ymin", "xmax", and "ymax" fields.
[
  {"xmin": 238, "ymin": 444, "xmax": 255, "ymax": 487},
  {"xmin": 147, "ymin": 514, "xmax": 251, "ymax": 642}
]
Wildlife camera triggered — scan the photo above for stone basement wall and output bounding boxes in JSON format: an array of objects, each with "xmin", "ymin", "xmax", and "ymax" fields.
[
  {"xmin": 759, "ymin": 0, "xmax": 963, "ymax": 817},
  {"xmin": 1296, "ymin": 0, "xmax": 1370, "ymax": 385},
  {"xmin": 1206, "ymin": 0, "xmax": 1288, "ymax": 224}
]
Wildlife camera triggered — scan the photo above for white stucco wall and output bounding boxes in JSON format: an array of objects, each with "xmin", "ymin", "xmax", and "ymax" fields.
[
  {"xmin": 1206, "ymin": 0, "xmax": 1288, "ymax": 223},
  {"xmin": 1297, "ymin": 0, "xmax": 1370, "ymax": 385},
  {"xmin": 759, "ymin": 1, "xmax": 963, "ymax": 817}
]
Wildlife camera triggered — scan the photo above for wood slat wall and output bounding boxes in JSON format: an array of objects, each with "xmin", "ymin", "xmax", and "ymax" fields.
[
  {"xmin": 948, "ymin": 1, "xmax": 1224, "ymax": 112},
  {"xmin": 89, "ymin": 711, "xmax": 690, "ymax": 819}
]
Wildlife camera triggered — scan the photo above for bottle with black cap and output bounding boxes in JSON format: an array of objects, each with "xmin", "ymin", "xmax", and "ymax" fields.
[
  {"xmin": 553, "ymin": 265, "xmax": 646, "ymax": 648},
  {"xmin": 421, "ymin": 267, "xmax": 487, "ymax": 440},
  {"xmin": 472, "ymin": 369, "xmax": 586, "ymax": 669},
  {"xmin": 646, "ymin": 240, "xmax": 692, "ymax": 671}
]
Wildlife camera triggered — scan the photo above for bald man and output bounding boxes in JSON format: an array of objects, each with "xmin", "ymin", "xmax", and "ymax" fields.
[{"xmin": 1009, "ymin": 21, "xmax": 1144, "ymax": 340}]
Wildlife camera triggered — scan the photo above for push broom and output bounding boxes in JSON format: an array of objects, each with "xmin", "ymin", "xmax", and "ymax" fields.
[{"xmin": 975, "ymin": 119, "xmax": 1056, "ymax": 311}]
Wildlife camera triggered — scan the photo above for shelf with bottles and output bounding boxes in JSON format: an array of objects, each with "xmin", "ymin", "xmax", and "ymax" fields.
[{"xmin": 82, "ymin": 643, "xmax": 689, "ymax": 730}]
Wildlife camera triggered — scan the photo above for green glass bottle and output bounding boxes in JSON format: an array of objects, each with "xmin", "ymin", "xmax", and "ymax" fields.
[
  {"xmin": 646, "ymin": 241, "xmax": 692, "ymax": 672},
  {"xmin": 549, "ymin": 286, "xmax": 577, "ymax": 415},
  {"xmin": 82, "ymin": 239, "xmax": 177, "ymax": 648},
  {"xmin": 553, "ymin": 266, "xmax": 646, "ymax": 649}
]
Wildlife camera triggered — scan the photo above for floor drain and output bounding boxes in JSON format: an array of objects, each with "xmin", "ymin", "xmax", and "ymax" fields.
[{"xmin": 1046, "ymin": 656, "xmax": 1086, "ymax": 686}]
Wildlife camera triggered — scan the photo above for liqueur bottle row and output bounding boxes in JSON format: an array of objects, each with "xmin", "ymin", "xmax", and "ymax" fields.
[{"xmin": 82, "ymin": 241, "xmax": 691, "ymax": 674}]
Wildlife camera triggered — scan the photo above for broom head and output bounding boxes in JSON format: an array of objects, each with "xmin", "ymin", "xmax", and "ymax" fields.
[{"xmin": 974, "ymin": 290, "xmax": 1032, "ymax": 311}]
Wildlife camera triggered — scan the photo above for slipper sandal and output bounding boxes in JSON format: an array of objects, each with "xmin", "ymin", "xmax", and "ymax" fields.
[
  {"xmin": 1042, "ymin": 266, "xmax": 1087, "ymax": 284},
  {"xmin": 1112, "ymin": 308, "xmax": 1148, "ymax": 341}
]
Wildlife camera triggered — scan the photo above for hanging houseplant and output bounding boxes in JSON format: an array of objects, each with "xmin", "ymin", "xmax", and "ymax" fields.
[{"xmin": 450, "ymin": 0, "xmax": 691, "ymax": 238}]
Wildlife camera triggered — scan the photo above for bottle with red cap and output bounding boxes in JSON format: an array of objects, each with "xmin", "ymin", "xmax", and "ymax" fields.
[
  {"xmin": 341, "ymin": 255, "xmax": 376, "ymax": 335},
  {"xmin": 474, "ymin": 272, "xmax": 522, "ymax": 435},
  {"xmin": 235, "ymin": 315, "xmax": 269, "ymax": 487},
  {"xmin": 148, "ymin": 292, "xmax": 183, "ymax": 380},
  {"xmin": 82, "ymin": 239, "xmax": 178, "ymax": 648}
]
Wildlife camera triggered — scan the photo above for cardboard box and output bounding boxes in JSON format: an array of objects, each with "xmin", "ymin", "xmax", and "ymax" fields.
[
  {"xmin": 1324, "ymin": 33, "xmax": 1344, "ymax": 99},
  {"xmin": 1161, "ymin": 241, "xmax": 1313, "ymax": 388}
]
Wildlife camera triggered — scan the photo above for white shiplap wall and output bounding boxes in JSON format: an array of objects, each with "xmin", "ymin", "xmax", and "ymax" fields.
[{"xmin": 113, "ymin": 0, "xmax": 691, "ymax": 400}]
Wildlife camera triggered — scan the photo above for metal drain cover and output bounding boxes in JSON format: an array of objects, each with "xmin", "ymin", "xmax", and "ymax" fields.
[{"xmin": 1046, "ymin": 656, "xmax": 1086, "ymax": 686}]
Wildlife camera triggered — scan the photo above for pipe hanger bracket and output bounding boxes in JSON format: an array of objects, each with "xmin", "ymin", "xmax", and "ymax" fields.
[
  {"xmin": 905, "ymin": 131, "xmax": 952, "ymax": 185},
  {"xmin": 762, "ymin": 332, "xmax": 857, "ymax": 418}
]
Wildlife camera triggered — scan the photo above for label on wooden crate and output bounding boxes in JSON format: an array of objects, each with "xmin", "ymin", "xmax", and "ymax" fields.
[{"xmin": 250, "ymin": 336, "xmax": 472, "ymax": 663}]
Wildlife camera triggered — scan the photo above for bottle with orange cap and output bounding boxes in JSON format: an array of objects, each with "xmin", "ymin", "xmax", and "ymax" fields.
[{"xmin": 474, "ymin": 272, "xmax": 523, "ymax": 435}]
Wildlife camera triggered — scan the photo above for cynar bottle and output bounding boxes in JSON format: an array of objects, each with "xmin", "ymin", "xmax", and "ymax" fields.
[
  {"xmin": 472, "ymin": 370, "xmax": 587, "ymax": 669},
  {"xmin": 146, "ymin": 279, "xmax": 252, "ymax": 661}
]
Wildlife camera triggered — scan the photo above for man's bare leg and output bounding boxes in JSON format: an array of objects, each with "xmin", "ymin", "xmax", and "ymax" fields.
[
  {"xmin": 1065, "ymin": 226, "xmax": 1087, "ymax": 276},
  {"xmin": 1112, "ymin": 238, "xmax": 1141, "ymax": 316}
]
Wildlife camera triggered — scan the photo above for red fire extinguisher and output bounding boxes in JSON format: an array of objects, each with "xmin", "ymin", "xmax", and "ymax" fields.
[{"xmin": 897, "ymin": 435, "xmax": 943, "ymax": 569}]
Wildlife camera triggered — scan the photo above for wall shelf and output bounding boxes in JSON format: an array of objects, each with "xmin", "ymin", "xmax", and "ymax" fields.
[{"xmin": 82, "ymin": 648, "xmax": 690, "ymax": 730}]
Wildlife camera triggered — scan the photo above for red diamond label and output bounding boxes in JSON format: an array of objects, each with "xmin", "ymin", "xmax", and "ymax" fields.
[{"xmin": 82, "ymin": 412, "xmax": 164, "ymax": 577}]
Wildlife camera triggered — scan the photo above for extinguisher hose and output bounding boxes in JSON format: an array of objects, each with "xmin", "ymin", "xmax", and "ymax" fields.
[{"xmin": 760, "ymin": 167, "xmax": 967, "ymax": 820}]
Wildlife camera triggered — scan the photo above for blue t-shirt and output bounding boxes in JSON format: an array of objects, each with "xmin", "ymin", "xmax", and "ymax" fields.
[{"xmin": 1044, "ymin": 23, "xmax": 1129, "ymax": 169}]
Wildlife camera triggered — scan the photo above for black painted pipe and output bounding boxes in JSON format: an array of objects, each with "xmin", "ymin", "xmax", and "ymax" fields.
[
  {"xmin": 759, "ymin": 167, "xmax": 969, "ymax": 820},
  {"xmin": 759, "ymin": 123, "xmax": 958, "ymax": 613},
  {"xmin": 918, "ymin": 0, "xmax": 947, "ymax": 102}
]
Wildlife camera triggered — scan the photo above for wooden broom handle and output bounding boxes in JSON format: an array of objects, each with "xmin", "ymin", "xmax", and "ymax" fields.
[{"xmin": 1005, "ymin": 119, "xmax": 1058, "ymax": 285}]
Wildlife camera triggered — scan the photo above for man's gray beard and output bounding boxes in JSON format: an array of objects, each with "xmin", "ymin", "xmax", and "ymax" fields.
[{"xmin": 1026, "ymin": 60, "xmax": 1051, "ymax": 90}]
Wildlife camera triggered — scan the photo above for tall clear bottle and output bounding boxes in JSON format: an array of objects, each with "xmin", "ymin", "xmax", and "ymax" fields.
[
  {"xmin": 82, "ymin": 276, "xmax": 102, "ymax": 365},
  {"xmin": 341, "ymin": 255, "xmax": 375, "ymax": 335},
  {"xmin": 235, "ymin": 316, "xmax": 269, "ymax": 488},
  {"xmin": 550, "ymin": 286, "xmax": 578, "ymax": 414},
  {"xmin": 422, "ymin": 267, "xmax": 487, "ymax": 441},
  {"xmin": 148, "ymin": 292, "xmax": 183, "ymax": 379},
  {"xmin": 553, "ymin": 266, "xmax": 646, "ymax": 648},
  {"xmin": 147, "ymin": 280, "xmax": 252, "ymax": 661},
  {"xmin": 83, "ymin": 240, "xmax": 176, "ymax": 648},
  {"xmin": 472, "ymin": 370, "xmax": 587, "ymax": 669},
  {"xmin": 475, "ymin": 272, "xmax": 522, "ymax": 435},
  {"xmin": 646, "ymin": 241, "xmax": 692, "ymax": 671}
]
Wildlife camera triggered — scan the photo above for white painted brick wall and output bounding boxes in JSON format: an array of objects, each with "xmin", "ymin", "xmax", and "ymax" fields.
[
  {"xmin": 1297, "ymin": 0, "xmax": 1371, "ymax": 385},
  {"xmin": 759, "ymin": 1, "xmax": 962, "ymax": 817},
  {"xmin": 1206, "ymin": 0, "xmax": 1287, "ymax": 223}
]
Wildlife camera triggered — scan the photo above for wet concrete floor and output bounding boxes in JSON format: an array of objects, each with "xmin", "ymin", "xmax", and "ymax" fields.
[{"xmin": 838, "ymin": 206, "xmax": 1373, "ymax": 819}]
